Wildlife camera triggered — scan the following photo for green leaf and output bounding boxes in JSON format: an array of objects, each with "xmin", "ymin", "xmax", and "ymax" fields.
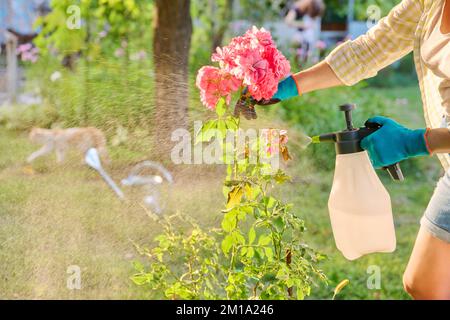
[
  {"xmin": 258, "ymin": 234, "xmax": 272, "ymax": 246},
  {"xmin": 276, "ymin": 266, "xmax": 288, "ymax": 281},
  {"xmin": 233, "ymin": 231, "xmax": 246, "ymax": 245},
  {"xmin": 133, "ymin": 261, "xmax": 145, "ymax": 272},
  {"xmin": 221, "ymin": 235, "xmax": 233, "ymax": 254},
  {"xmin": 131, "ymin": 273, "xmax": 152, "ymax": 285},
  {"xmin": 195, "ymin": 120, "xmax": 217, "ymax": 144},
  {"xmin": 225, "ymin": 117, "xmax": 239, "ymax": 131},
  {"xmin": 216, "ymin": 98, "xmax": 227, "ymax": 117},
  {"xmin": 221, "ymin": 211, "xmax": 237, "ymax": 232},
  {"xmin": 273, "ymin": 170, "xmax": 292, "ymax": 184},
  {"xmin": 248, "ymin": 227, "xmax": 256, "ymax": 245},
  {"xmin": 272, "ymin": 216, "xmax": 285, "ymax": 233},
  {"xmin": 246, "ymin": 247, "xmax": 255, "ymax": 258},
  {"xmin": 264, "ymin": 196, "xmax": 276, "ymax": 209},
  {"xmin": 264, "ymin": 247, "xmax": 274, "ymax": 261}
]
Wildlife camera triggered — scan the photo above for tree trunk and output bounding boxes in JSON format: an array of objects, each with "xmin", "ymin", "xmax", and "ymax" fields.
[{"xmin": 153, "ymin": 0, "xmax": 192, "ymax": 163}]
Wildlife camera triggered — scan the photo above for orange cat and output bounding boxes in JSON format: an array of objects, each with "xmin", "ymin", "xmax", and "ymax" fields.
[{"xmin": 27, "ymin": 127, "xmax": 110, "ymax": 164}]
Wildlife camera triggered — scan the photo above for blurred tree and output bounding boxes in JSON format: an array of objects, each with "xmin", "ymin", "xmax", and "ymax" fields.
[
  {"xmin": 211, "ymin": 0, "xmax": 234, "ymax": 51},
  {"xmin": 153, "ymin": 0, "xmax": 192, "ymax": 161}
]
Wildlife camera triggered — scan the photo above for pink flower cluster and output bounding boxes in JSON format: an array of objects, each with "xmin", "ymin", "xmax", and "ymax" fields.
[
  {"xmin": 17, "ymin": 43, "xmax": 39, "ymax": 63},
  {"xmin": 196, "ymin": 27, "xmax": 291, "ymax": 110}
]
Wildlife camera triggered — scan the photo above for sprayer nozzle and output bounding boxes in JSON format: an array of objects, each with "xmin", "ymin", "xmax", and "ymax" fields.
[{"xmin": 311, "ymin": 136, "xmax": 321, "ymax": 144}]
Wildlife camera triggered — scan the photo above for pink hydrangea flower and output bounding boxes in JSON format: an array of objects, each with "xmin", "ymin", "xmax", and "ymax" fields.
[
  {"xmin": 211, "ymin": 46, "xmax": 237, "ymax": 71},
  {"xmin": 248, "ymin": 69, "xmax": 278, "ymax": 101},
  {"xmin": 245, "ymin": 26, "xmax": 274, "ymax": 47},
  {"xmin": 196, "ymin": 66, "xmax": 240, "ymax": 110},
  {"xmin": 235, "ymin": 51, "xmax": 268, "ymax": 85},
  {"xmin": 197, "ymin": 26, "xmax": 291, "ymax": 110},
  {"xmin": 263, "ymin": 45, "xmax": 291, "ymax": 79}
]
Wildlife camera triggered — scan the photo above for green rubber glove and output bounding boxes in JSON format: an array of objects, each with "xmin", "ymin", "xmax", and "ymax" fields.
[{"xmin": 361, "ymin": 116, "xmax": 430, "ymax": 168}]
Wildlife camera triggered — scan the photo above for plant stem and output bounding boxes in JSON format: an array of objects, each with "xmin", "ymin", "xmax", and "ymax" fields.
[{"xmin": 286, "ymin": 249, "xmax": 293, "ymax": 298}]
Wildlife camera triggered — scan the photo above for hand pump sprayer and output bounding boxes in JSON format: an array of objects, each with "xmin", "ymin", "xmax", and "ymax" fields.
[{"xmin": 312, "ymin": 104, "xmax": 399, "ymax": 260}]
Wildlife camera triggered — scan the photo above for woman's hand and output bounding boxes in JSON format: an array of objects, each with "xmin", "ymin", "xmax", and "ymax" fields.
[
  {"xmin": 251, "ymin": 75, "xmax": 302, "ymax": 107},
  {"xmin": 261, "ymin": 75, "xmax": 301, "ymax": 103},
  {"xmin": 234, "ymin": 61, "xmax": 344, "ymax": 120},
  {"xmin": 234, "ymin": 76, "xmax": 300, "ymax": 119},
  {"xmin": 361, "ymin": 116, "xmax": 430, "ymax": 168}
]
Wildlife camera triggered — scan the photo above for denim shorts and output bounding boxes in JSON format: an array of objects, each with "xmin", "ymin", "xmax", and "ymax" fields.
[{"xmin": 421, "ymin": 170, "xmax": 450, "ymax": 243}]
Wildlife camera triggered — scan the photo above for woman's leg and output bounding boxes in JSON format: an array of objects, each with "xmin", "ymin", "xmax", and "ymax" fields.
[{"xmin": 403, "ymin": 227, "xmax": 450, "ymax": 300}]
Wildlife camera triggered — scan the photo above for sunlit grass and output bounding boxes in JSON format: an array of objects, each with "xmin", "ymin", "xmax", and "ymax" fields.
[{"xmin": 0, "ymin": 127, "xmax": 224, "ymax": 299}]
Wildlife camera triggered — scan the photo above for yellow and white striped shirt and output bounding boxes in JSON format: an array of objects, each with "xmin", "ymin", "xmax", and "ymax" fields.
[{"xmin": 326, "ymin": 0, "xmax": 450, "ymax": 170}]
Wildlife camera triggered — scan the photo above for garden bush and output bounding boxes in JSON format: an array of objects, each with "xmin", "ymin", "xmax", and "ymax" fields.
[{"xmin": 131, "ymin": 103, "xmax": 327, "ymax": 300}]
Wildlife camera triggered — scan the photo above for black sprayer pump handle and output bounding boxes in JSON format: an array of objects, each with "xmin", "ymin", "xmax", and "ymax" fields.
[
  {"xmin": 363, "ymin": 121, "xmax": 405, "ymax": 181},
  {"xmin": 339, "ymin": 104, "xmax": 355, "ymax": 130}
]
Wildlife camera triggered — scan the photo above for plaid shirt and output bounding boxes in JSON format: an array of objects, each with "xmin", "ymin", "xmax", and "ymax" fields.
[{"xmin": 326, "ymin": 0, "xmax": 450, "ymax": 170}]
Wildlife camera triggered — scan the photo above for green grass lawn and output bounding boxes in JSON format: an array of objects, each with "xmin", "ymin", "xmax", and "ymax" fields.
[
  {"xmin": 0, "ymin": 86, "xmax": 444, "ymax": 299},
  {"xmin": 0, "ymin": 129, "xmax": 224, "ymax": 299}
]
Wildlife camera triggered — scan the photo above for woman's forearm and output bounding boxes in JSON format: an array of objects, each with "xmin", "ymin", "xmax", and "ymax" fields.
[
  {"xmin": 293, "ymin": 61, "xmax": 344, "ymax": 94},
  {"xmin": 292, "ymin": 62, "xmax": 450, "ymax": 155},
  {"xmin": 427, "ymin": 128, "xmax": 450, "ymax": 154}
]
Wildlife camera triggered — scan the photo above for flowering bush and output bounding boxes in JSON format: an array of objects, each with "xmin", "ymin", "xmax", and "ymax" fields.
[
  {"xmin": 196, "ymin": 26, "xmax": 291, "ymax": 109},
  {"xmin": 132, "ymin": 27, "xmax": 326, "ymax": 300}
]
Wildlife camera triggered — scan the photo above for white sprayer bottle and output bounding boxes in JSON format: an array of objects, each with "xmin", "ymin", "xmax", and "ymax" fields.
[{"xmin": 313, "ymin": 104, "xmax": 400, "ymax": 260}]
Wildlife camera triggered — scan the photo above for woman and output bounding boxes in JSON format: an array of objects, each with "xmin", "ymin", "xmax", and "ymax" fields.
[
  {"xmin": 254, "ymin": 0, "xmax": 450, "ymax": 299},
  {"xmin": 284, "ymin": 0, "xmax": 325, "ymax": 64}
]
